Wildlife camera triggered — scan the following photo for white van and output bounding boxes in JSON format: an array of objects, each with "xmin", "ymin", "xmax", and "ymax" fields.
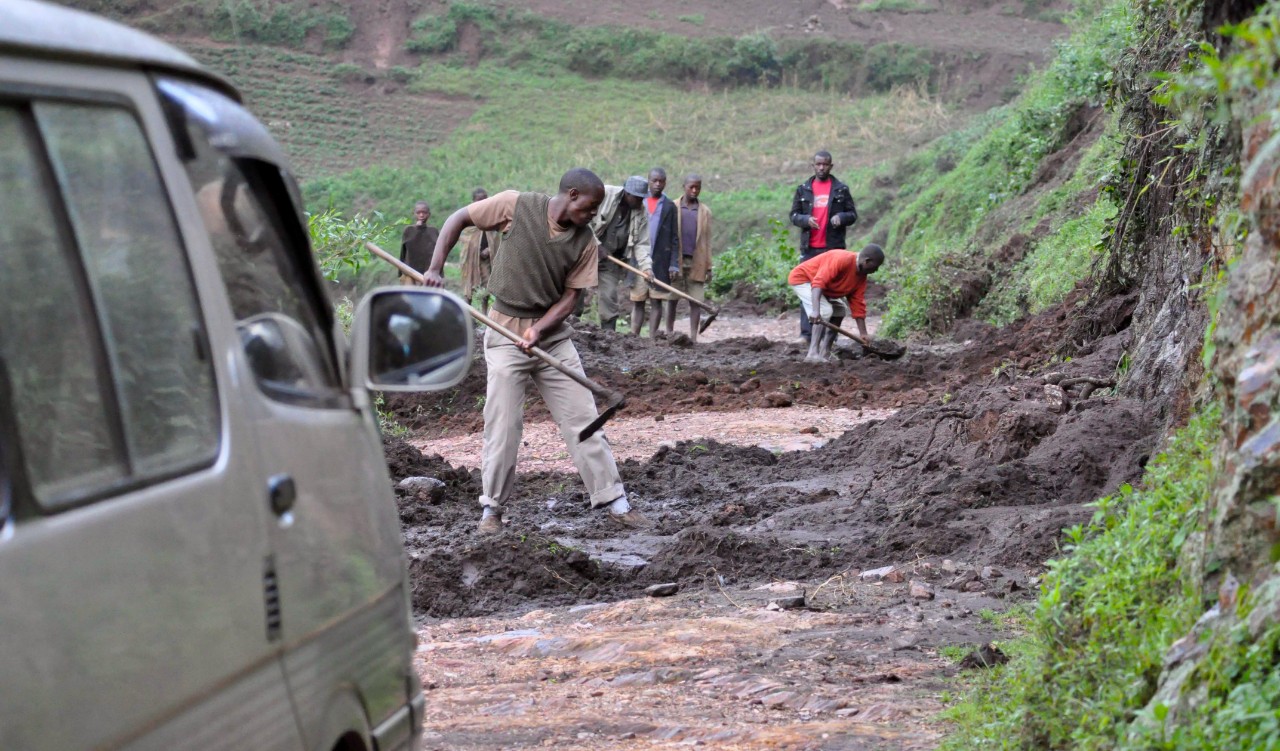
[{"xmin": 0, "ymin": 3, "xmax": 471, "ymax": 749}]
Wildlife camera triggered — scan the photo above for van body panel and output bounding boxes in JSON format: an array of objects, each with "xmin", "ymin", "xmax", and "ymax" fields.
[
  {"xmin": 0, "ymin": 9, "xmax": 432, "ymax": 749},
  {"xmin": 0, "ymin": 54, "xmax": 306, "ymax": 751},
  {"xmin": 251, "ymin": 400, "xmax": 414, "ymax": 741}
]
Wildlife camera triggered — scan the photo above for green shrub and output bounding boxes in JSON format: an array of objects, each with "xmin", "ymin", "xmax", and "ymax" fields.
[
  {"xmin": 207, "ymin": 1, "xmax": 354, "ymax": 50},
  {"xmin": 708, "ymin": 218, "xmax": 799, "ymax": 306},
  {"xmin": 866, "ymin": 43, "xmax": 934, "ymax": 92},
  {"xmin": 330, "ymin": 62, "xmax": 369, "ymax": 82},
  {"xmin": 858, "ymin": 0, "xmax": 938, "ymax": 13},
  {"xmin": 406, "ymin": 14, "xmax": 459, "ymax": 55}
]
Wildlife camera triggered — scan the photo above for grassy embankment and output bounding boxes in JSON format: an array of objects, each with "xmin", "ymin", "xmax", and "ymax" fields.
[{"xmin": 864, "ymin": 0, "xmax": 1133, "ymax": 336}]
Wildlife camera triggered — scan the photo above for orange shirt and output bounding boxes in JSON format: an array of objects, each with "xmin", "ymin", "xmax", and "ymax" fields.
[{"xmin": 787, "ymin": 250, "xmax": 868, "ymax": 318}]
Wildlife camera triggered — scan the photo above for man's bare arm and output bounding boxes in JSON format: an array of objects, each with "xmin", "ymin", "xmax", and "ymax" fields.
[{"xmin": 423, "ymin": 206, "xmax": 474, "ymax": 287}]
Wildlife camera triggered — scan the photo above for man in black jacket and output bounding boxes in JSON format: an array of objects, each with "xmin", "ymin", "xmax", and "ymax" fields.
[{"xmin": 789, "ymin": 151, "xmax": 858, "ymax": 340}]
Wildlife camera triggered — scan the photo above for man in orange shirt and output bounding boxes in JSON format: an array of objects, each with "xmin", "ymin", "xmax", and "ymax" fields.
[{"xmin": 787, "ymin": 244, "xmax": 884, "ymax": 362}]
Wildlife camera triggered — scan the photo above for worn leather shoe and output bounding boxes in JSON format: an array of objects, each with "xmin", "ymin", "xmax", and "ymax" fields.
[
  {"xmin": 477, "ymin": 514, "xmax": 504, "ymax": 535},
  {"xmin": 610, "ymin": 509, "xmax": 653, "ymax": 529}
]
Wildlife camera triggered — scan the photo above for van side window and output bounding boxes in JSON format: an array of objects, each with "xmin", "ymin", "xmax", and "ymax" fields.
[
  {"xmin": 36, "ymin": 102, "xmax": 220, "ymax": 478},
  {"xmin": 0, "ymin": 102, "xmax": 219, "ymax": 510},
  {"xmin": 158, "ymin": 79, "xmax": 345, "ymax": 407}
]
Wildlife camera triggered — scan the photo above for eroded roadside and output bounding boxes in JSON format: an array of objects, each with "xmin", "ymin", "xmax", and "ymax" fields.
[{"xmin": 389, "ymin": 298, "xmax": 1154, "ymax": 748}]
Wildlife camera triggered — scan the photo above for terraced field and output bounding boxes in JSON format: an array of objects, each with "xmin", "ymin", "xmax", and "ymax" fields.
[{"xmin": 190, "ymin": 43, "xmax": 476, "ymax": 181}]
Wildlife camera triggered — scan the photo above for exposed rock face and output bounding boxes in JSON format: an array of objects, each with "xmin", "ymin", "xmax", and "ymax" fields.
[
  {"xmin": 1139, "ymin": 55, "xmax": 1280, "ymax": 737},
  {"xmin": 1208, "ymin": 104, "xmax": 1280, "ymax": 585}
]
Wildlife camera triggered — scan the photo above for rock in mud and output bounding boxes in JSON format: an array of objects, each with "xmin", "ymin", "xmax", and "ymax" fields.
[
  {"xmin": 909, "ymin": 580, "xmax": 935, "ymax": 600},
  {"xmin": 762, "ymin": 392, "xmax": 794, "ymax": 408},
  {"xmin": 645, "ymin": 583, "xmax": 679, "ymax": 597},
  {"xmin": 1044, "ymin": 383, "xmax": 1070, "ymax": 413},
  {"xmin": 799, "ymin": 426, "xmax": 821, "ymax": 434},
  {"xmin": 946, "ymin": 570, "xmax": 979, "ymax": 590},
  {"xmin": 767, "ymin": 593, "xmax": 807, "ymax": 610},
  {"xmin": 739, "ymin": 377, "xmax": 762, "ymax": 393},
  {"xmin": 398, "ymin": 476, "xmax": 446, "ymax": 502},
  {"xmin": 958, "ymin": 643, "xmax": 1010, "ymax": 669},
  {"xmin": 860, "ymin": 565, "xmax": 898, "ymax": 582}
]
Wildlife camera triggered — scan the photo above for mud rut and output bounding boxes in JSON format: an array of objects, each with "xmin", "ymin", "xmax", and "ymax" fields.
[{"xmin": 384, "ymin": 297, "xmax": 1155, "ymax": 750}]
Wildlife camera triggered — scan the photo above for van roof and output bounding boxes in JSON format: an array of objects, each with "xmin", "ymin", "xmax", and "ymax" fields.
[{"xmin": 0, "ymin": 0, "xmax": 240, "ymax": 101}]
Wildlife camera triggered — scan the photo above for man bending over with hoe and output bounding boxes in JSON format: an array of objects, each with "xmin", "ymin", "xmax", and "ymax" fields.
[
  {"xmin": 788, "ymin": 243, "xmax": 885, "ymax": 362},
  {"xmin": 422, "ymin": 168, "xmax": 651, "ymax": 534}
]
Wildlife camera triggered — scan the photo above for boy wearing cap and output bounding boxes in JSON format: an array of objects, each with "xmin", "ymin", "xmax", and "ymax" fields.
[
  {"xmin": 590, "ymin": 176, "xmax": 653, "ymax": 331},
  {"xmin": 788, "ymin": 243, "xmax": 884, "ymax": 362}
]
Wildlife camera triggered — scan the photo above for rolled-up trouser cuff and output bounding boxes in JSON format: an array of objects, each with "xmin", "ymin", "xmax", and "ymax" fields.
[
  {"xmin": 589, "ymin": 484, "xmax": 626, "ymax": 509},
  {"xmin": 479, "ymin": 495, "xmax": 502, "ymax": 511}
]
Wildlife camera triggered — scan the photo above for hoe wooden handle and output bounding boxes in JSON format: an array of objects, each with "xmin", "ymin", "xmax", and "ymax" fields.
[{"xmin": 365, "ymin": 242, "xmax": 626, "ymax": 440}]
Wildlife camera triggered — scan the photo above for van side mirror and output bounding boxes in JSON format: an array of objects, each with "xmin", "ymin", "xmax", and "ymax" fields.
[{"xmin": 349, "ymin": 288, "xmax": 473, "ymax": 392}]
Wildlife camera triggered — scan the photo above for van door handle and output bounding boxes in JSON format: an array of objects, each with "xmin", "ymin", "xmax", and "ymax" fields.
[{"xmin": 268, "ymin": 474, "xmax": 296, "ymax": 516}]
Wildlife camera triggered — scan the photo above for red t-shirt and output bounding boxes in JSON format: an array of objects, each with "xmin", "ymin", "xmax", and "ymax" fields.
[
  {"xmin": 809, "ymin": 179, "xmax": 832, "ymax": 249},
  {"xmin": 787, "ymin": 250, "xmax": 868, "ymax": 318},
  {"xmin": 646, "ymin": 196, "xmax": 660, "ymax": 215}
]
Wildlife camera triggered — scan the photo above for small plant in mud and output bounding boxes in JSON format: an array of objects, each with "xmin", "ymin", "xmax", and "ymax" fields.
[{"xmin": 374, "ymin": 394, "xmax": 409, "ymax": 438}]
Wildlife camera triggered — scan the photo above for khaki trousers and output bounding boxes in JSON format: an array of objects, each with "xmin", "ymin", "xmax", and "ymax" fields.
[
  {"xmin": 597, "ymin": 259, "xmax": 628, "ymax": 322},
  {"xmin": 480, "ymin": 330, "xmax": 625, "ymax": 511}
]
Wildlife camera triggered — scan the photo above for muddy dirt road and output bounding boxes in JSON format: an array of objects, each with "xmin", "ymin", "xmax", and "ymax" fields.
[{"xmin": 386, "ymin": 298, "xmax": 1154, "ymax": 749}]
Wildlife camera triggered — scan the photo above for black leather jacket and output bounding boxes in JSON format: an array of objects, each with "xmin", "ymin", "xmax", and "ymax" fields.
[{"xmin": 790, "ymin": 175, "xmax": 858, "ymax": 253}]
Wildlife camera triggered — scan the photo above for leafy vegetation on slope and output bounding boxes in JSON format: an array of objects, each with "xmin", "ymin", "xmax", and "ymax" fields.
[
  {"xmin": 873, "ymin": 0, "xmax": 1133, "ymax": 336},
  {"xmin": 941, "ymin": 1, "xmax": 1280, "ymax": 747},
  {"xmin": 940, "ymin": 409, "xmax": 1215, "ymax": 750}
]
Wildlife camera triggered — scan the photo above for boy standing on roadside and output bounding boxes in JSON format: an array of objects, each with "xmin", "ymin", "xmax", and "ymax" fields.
[
  {"xmin": 399, "ymin": 200, "xmax": 439, "ymax": 285},
  {"xmin": 788, "ymin": 151, "xmax": 858, "ymax": 340},
  {"xmin": 667, "ymin": 174, "xmax": 713, "ymax": 342}
]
